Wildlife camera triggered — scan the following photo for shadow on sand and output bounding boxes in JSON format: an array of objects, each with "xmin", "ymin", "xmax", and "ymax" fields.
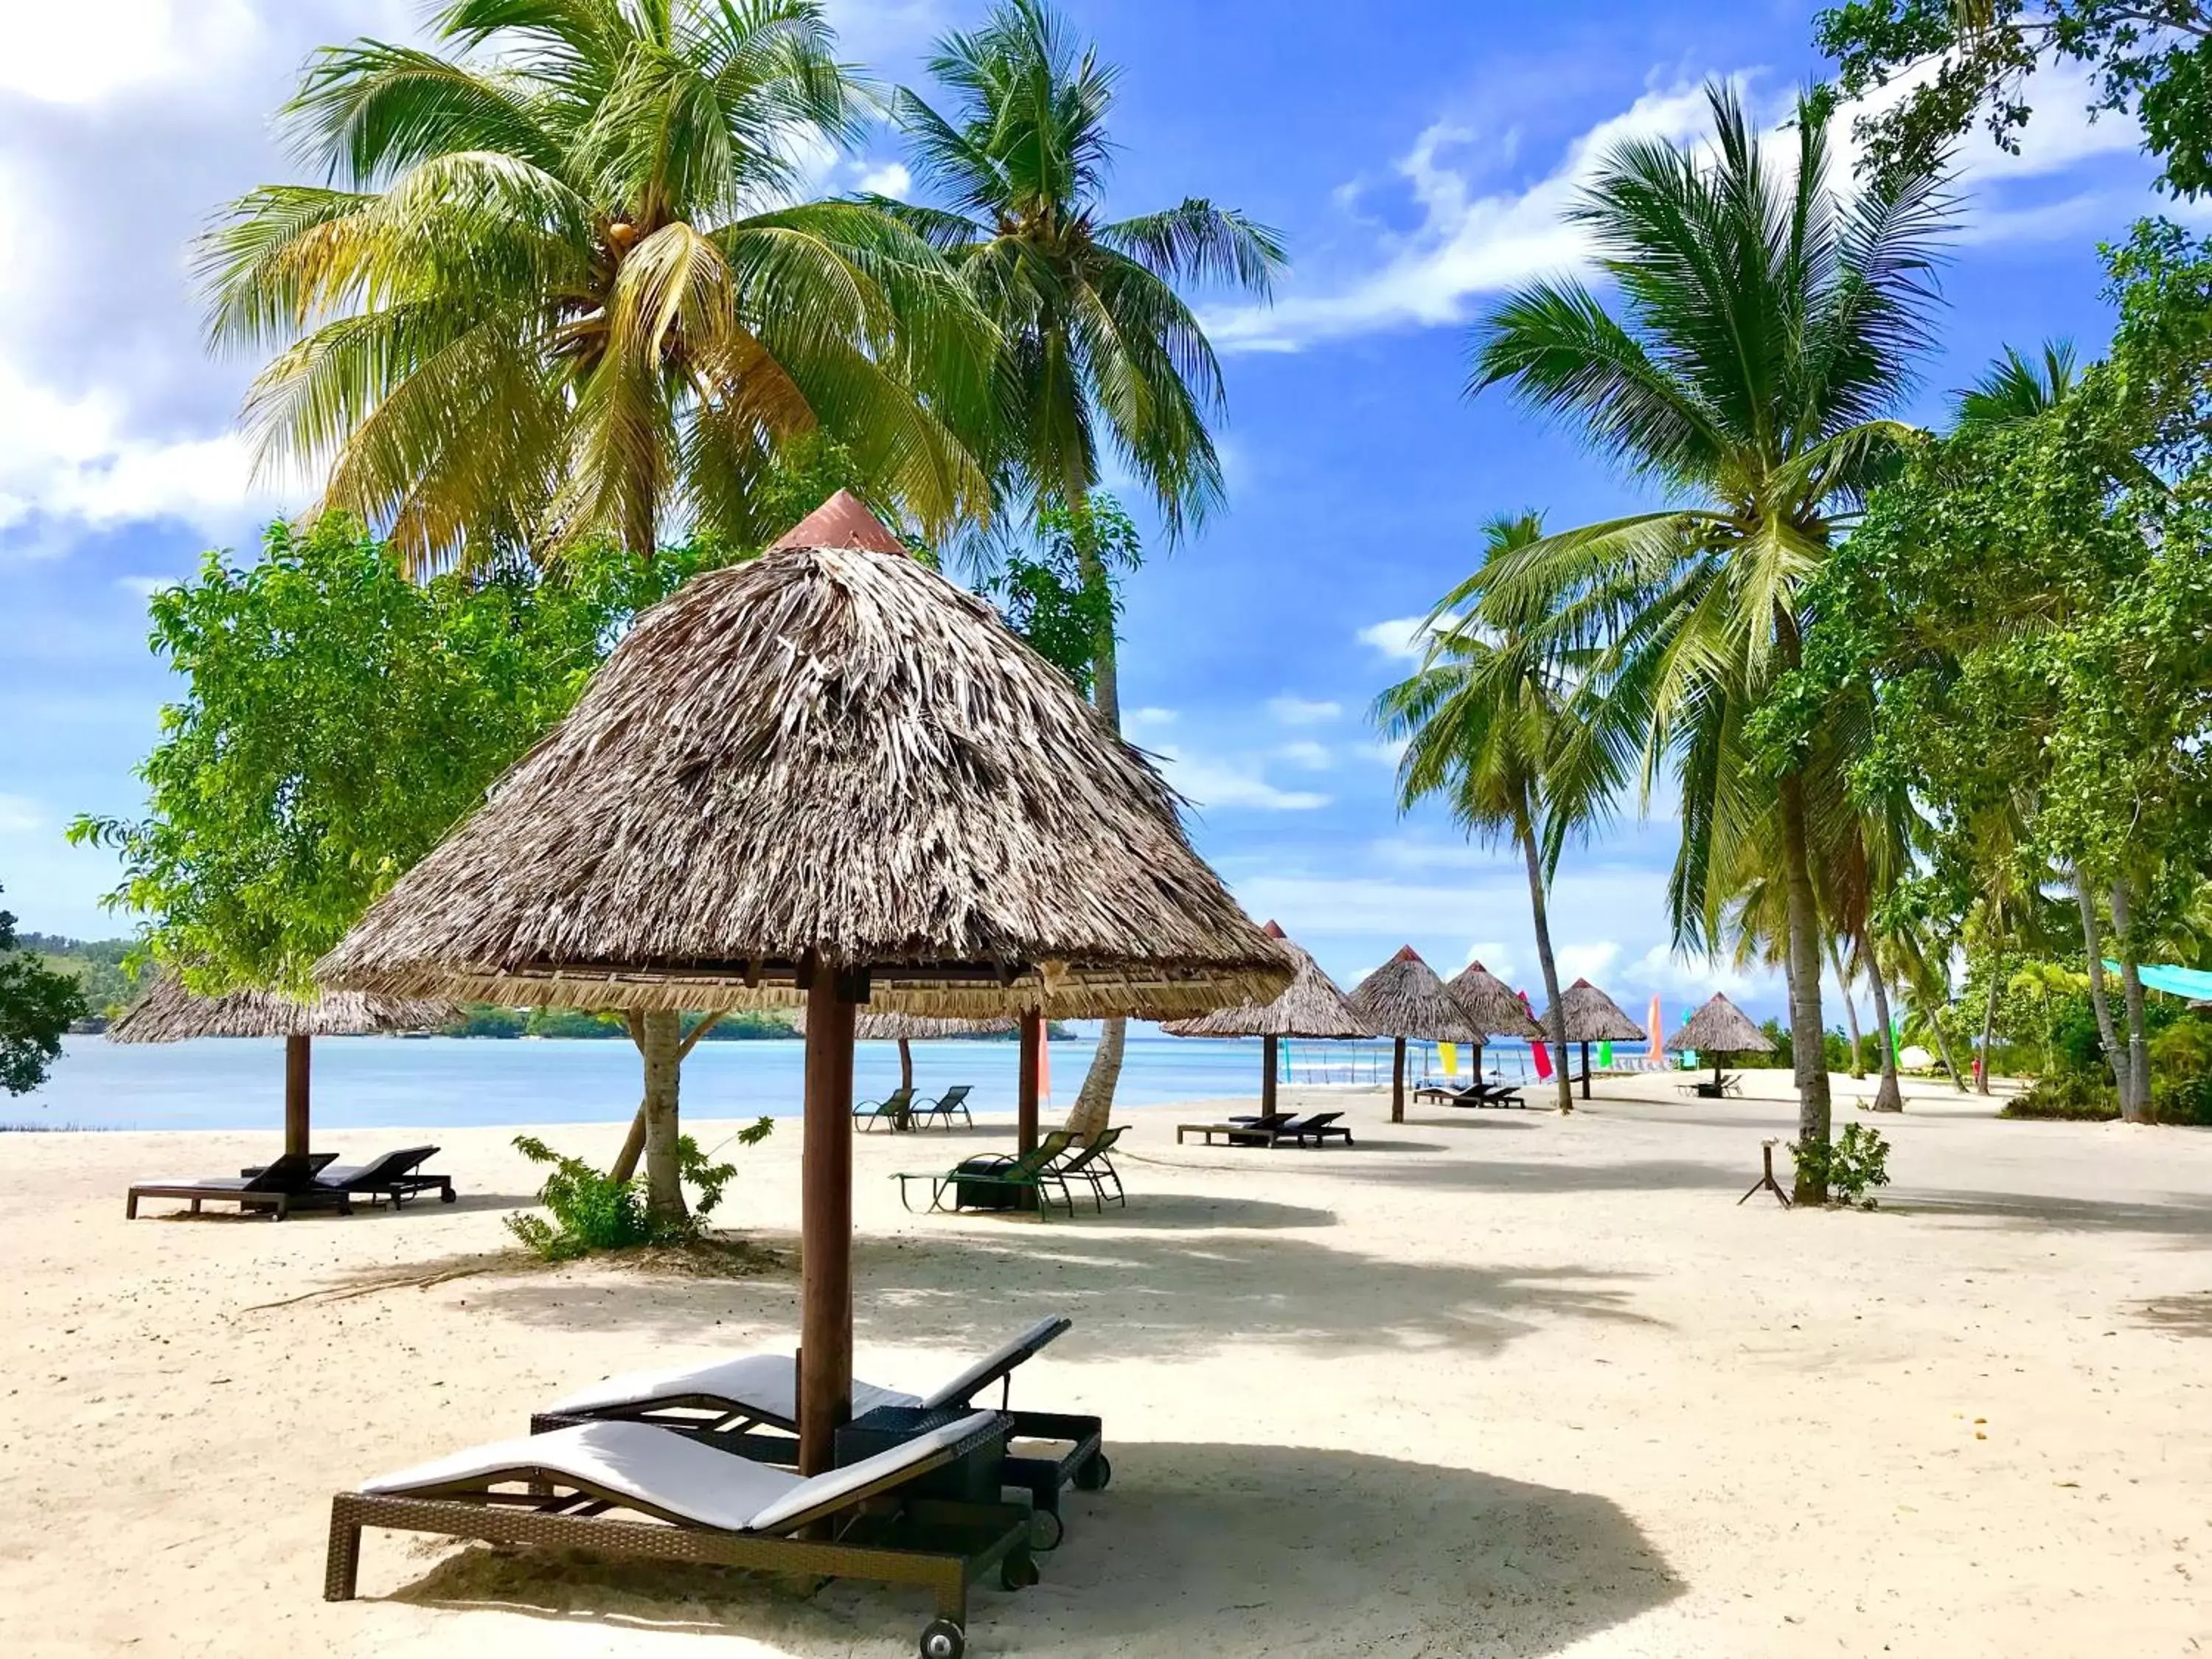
[
  {"xmin": 1882, "ymin": 1189, "xmax": 2212, "ymax": 1242},
  {"xmin": 380, "ymin": 1440, "xmax": 1680, "ymax": 1658}
]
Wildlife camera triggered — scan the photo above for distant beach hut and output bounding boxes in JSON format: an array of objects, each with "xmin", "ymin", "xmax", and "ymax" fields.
[
  {"xmin": 794, "ymin": 1006, "xmax": 1018, "ymax": 1098},
  {"xmin": 1537, "ymin": 978, "xmax": 1648, "ymax": 1102},
  {"xmin": 1663, "ymin": 992, "xmax": 1774, "ymax": 1093},
  {"xmin": 1349, "ymin": 946, "xmax": 1481, "ymax": 1123},
  {"xmin": 1447, "ymin": 959, "xmax": 1545, "ymax": 1080},
  {"xmin": 1164, "ymin": 921, "xmax": 1367, "ymax": 1116},
  {"xmin": 320, "ymin": 490, "xmax": 1288, "ymax": 1473},
  {"xmin": 108, "ymin": 975, "xmax": 453, "ymax": 1159}
]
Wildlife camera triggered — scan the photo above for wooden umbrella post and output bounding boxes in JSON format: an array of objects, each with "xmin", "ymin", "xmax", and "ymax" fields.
[
  {"xmin": 285, "ymin": 1034, "xmax": 312, "ymax": 1159},
  {"xmin": 799, "ymin": 970, "xmax": 858, "ymax": 1477},
  {"xmin": 897, "ymin": 1037, "xmax": 914, "ymax": 1099},
  {"xmin": 1391, "ymin": 1035, "xmax": 1406, "ymax": 1124},
  {"xmin": 1262, "ymin": 1033, "xmax": 1279, "ymax": 1117},
  {"xmin": 1582, "ymin": 1040, "xmax": 1593, "ymax": 1102},
  {"xmin": 1018, "ymin": 1012, "xmax": 1041, "ymax": 1155}
]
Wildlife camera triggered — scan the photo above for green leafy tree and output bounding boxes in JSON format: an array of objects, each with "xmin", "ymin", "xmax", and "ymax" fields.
[
  {"xmin": 69, "ymin": 515, "xmax": 706, "ymax": 992},
  {"xmin": 993, "ymin": 495, "xmax": 1141, "ymax": 696},
  {"xmin": 0, "ymin": 891, "xmax": 89, "ymax": 1095},
  {"xmin": 1815, "ymin": 1, "xmax": 2212, "ymax": 197},
  {"xmin": 201, "ymin": 0, "xmax": 995, "ymax": 571},
  {"xmin": 880, "ymin": 0, "xmax": 1284, "ymax": 1139},
  {"xmin": 1458, "ymin": 85, "xmax": 1950, "ymax": 1200},
  {"xmin": 1377, "ymin": 512, "xmax": 1627, "ymax": 1114}
]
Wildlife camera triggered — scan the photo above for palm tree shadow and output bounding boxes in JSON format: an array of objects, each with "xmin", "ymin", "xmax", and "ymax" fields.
[{"xmin": 378, "ymin": 1441, "xmax": 1680, "ymax": 1658}]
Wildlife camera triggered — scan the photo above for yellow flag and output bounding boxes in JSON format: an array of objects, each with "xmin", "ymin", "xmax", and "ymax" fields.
[{"xmin": 1439, "ymin": 1041, "xmax": 1459, "ymax": 1077}]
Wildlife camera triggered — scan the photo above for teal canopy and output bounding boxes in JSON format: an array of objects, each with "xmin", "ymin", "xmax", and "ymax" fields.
[{"xmin": 2104, "ymin": 961, "xmax": 2212, "ymax": 1001}]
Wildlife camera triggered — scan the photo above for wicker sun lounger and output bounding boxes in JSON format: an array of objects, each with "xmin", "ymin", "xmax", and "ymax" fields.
[
  {"xmin": 327, "ymin": 1413, "xmax": 1034, "ymax": 1659},
  {"xmin": 243, "ymin": 1145, "xmax": 455, "ymax": 1208},
  {"xmin": 532, "ymin": 1316, "xmax": 1107, "ymax": 1548},
  {"xmin": 910, "ymin": 1084, "xmax": 974, "ymax": 1129},
  {"xmin": 126, "ymin": 1150, "xmax": 355, "ymax": 1220},
  {"xmin": 897, "ymin": 1131, "xmax": 1077, "ymax": 1217}
]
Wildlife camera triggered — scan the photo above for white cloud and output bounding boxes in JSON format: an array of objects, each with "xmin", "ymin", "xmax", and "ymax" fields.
[
  {"xmin": 857, "ymin": 161, "xmax": 912, "ymax": 198},
  {"xmin": 1555, "ymin": 940, "xmax": 1621, "ymax": 983},
  {"xmin": 1630, "ymin": 943, "xmax": 1768, "ymax": 1001},
  {"xmin": 1155, "ymin": 746, "xmax": 1330, "ymax": 812},
  {"xmin": 114, "ymin": 574, "xmax": 178, "ymax": 599},
  {"xmin": 0, "ymin": 1, "xmax": 262, "ymax": 107},
  {"xmin": 1125, "ymin": 706, "xmax": 1178, "ymax": 734},
  {"xmin": 1464, "ymin": 940, "xmax": 1517, "ymax": 981},
  {"xmin": 1274, "ymin": 740, "xmax": 1333, "ymax": 771},
  {"xmin": 1365, "ymin": 737, "xmax": 1410, "ymax": 768},
  {"xmin": 0, "ymin": 794, "xmax": 44, "ymax": 834},
  {"xmin": 1267, "ymin": 693, "xmax": 1341, "ymax": 726},
  {"xmin": 1357, "ymin": 616, "xmax": 1430, "ymax": 662}
]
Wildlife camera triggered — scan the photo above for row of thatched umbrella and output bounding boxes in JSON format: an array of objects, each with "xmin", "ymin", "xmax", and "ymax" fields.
[{"xmin": 309, "ymin": 491, "xmax": 1293, "ymax": 1475}]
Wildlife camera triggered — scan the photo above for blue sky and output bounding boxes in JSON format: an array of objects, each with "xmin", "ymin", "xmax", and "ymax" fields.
[{"xmin": 0, "ymin": 0, "xmax": 2185, "ymax": 1023}]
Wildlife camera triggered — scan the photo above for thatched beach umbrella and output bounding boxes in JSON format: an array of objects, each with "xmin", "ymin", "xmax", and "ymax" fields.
[
  {"xmin": 1664, "ymin": 993, "xmax": 1774, "ymax": 1088},
  {"xmin": 793, "ymin": 1006, "xmax": 1018, "ymax": 1099},
  {"xmin": 109, "ymin": 975, "xmax": 454, "ymax": 1158},
  {"xmin": 320, "ymin": 490, "xmax": 1289, "ymax": 1473},
  {"xmin": 1162, "ymin": 921, "xmax": 1366, "ymax": 1116},
  {"xmin": 1447, "ymin": 959, "xmax": 1544, "ymax": 1080},
  {"xmin": 1535, "ymin": 978, "xmax": 1648, "ymax": 1102},
  {"xmin": 1347, "ymin": 946, "xmax": 1480, "ymax": 1124}
]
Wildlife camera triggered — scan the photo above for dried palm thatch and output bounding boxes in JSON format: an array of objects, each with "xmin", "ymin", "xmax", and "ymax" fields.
[
  {"xmin": 1664, "ymin": 993, "xmax": 1774, "ymax": 1055},
  {"xmin": 1347, "ymin": 946, "xmax": 1481, "ymax": 1040},
  {"xmin": 1538, "ymin": 978, "xmax": 1648, "ymax": 1043},
  {"xmin": 108, "ymin": 974, "xmax": 454, "ymax": 1042},
  {"xmin": 317, "ymin": 492, "xmax": 1290, "ymax": 1020},
  {"xmin": 1449, "ymin": 960, "xmax": 1544, "ymax": 1040},
  {"xmin": 790, "ymin": 1008, "xmax": 1015, "ymax": 1041},
  {"xmin": 1161, "ymin": 923, "xmax": 1367, "ymax": 1038}
]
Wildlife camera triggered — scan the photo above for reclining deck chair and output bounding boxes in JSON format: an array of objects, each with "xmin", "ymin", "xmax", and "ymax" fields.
[
  {"xmin": 126, "ymin": 1150, "xmax": 352, "ymax": 1220},
  {"xmin": 531, "ymin": 1316, "xmax": 1106, "ymax": 1548},
  {"xmin": 327, "ymin": 1413, "xmax": 1032, "ymax": 1659}
]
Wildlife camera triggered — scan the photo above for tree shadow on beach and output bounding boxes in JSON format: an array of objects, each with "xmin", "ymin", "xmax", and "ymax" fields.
[
  {"xmin": 1884, "ymin": 1189, "xmax": 2212, "ymax": 1244},
  {"xmin": 1337, "ymin": 1155, "xmax": 1750, "ymax": 1197},
  {"xmin": 2132, "ymin": 1291, "xmax": 2212, "ymax": 1335},
  {"xmin": 377, "ymin": 1440, "xmax": 1680, "ymax": 1658}
]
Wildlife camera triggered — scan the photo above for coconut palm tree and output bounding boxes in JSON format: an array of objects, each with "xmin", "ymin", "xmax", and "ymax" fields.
[
  {"xmin": 199, "ymin": 0, "xmax": 997, "ymax": 574},
  {"xmin": 1377, "ymin": 513, "xmax": 1627, "ymax": 1113},
  {"xmin": 1458, "ymin": 84, "xmax": 1950, "ymax": 1201},
  {"xmin": 880, "ymin": 0, "xmax": 1284, "ymax": 1136}
]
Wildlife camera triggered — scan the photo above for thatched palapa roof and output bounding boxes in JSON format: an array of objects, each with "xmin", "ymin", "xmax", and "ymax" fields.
[
  {"xmin": 1538, "ymin": 978, "xmax": 1648, "ymax": 1043},
  {"xmin": 1161, "ymin": 922, "xmax": 1368, "ymax": 1039},
  {"xmin": 317, "ymin": 493, "xmax": 1291, "ymax": 1020},
  {"xmin": 791, "ymin": 1009, "xmax": 1016, "ymax": 1041},
  {"xmin": 1664, "ymin": 993, "xmax": 1773, "ymax": 1055},
  {"xmin": 1449, "ymin": 960, "xmax": 1545, "ymax": 1040},
  {"xmin": 109, "ymin": 974, "xmax": 454, "ymax": 1043},
  {"xmin": 1347, "ymin": 945, "xmax": 1480, "ymax": 1041}
]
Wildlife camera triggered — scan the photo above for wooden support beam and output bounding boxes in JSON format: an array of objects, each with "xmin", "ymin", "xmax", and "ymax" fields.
[
  {"xmin": 1391, "ymin": 1036, "xmax": 1406, "ymax": 1124},
  {"xmin": 285, "ymin": 1034, "xmax": 312, "ymax": 1159},
  {"xmin": 1261, "ymin": 1034, "xmax": 1279, "ymax": 1117},
  {"xmin": 799, "ymin": 972, "xmax": 857, "ymax": 1477},
  {"xmin": 1018, "ymin": 1012, "xmax": 1041, "ymax": 1155}
]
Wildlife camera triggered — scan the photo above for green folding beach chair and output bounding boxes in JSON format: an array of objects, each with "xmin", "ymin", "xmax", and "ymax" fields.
[
  {"xmin": 855, "ymin": 1085, "xmax": 917, "ymax": 1132},
  {"xmin": 897, "ymin": 1131, "xmax": 1078, "ymax": 1219}
]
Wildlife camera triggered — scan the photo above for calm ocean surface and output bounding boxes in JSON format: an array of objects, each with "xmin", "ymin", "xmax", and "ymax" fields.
[{"xmin": 7, "ymin": 1033, "xmax": 1547, "ymax": 1133}]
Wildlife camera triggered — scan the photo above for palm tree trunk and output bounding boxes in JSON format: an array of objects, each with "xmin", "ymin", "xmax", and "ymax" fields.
[
  {"xmin": 1828, "ymin": 935, "xmax": 1865, "ymax": 1078},
  {"xmin": 2075, "ymin": 871, "xmax": 2128, "ymax": 1103},
  {"xmin": 1976, "ymin": 975, "xmax": 1999, "ymax": 1095},
  {"xmin": 1777, "ymin": 773, "xmax": 1833, "ymax": 1201},
  {"xmin": 1065, "ymin": 511, "xmax": 1125, "ymax": 1144},
  {"xmin": 639, "ymin": 1006, "xmax": 686, "ymax": 1228},
  {"xmin": 2111, "ymin": 877, "xmax": 2153, "ymax": 1123},
  {"xmin": 1864, "ymin": 933, "xmax": 1904, "ymax": 1113},
  {"xmin": 1926, "ymin": 1001, "xmax": 1967, "ymax": 1093},
  {"xmin": 1516, "ymin": 801, "xmax": 1573, "ymax": 1114}
]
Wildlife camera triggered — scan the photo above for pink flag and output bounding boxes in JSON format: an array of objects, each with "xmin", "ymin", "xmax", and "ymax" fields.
[{"xmin": 1520, "ymin": 990, "xmax": 1554, "ymax": 1080}]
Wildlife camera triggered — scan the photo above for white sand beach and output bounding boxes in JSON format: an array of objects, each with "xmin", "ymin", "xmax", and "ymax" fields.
[{"xmin": 4, "ymin": 1075, "xmax": 2208, "ymax": 1659}]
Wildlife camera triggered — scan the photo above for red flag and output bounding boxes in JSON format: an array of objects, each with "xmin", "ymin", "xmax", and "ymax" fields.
[{"xmin": 1520, "ymin": 990, "xmax": 1554, "ymax": 1080}]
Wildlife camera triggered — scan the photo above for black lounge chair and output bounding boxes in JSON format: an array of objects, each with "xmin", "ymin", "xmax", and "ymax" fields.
[
  {"xmin": 327, "ymin": 1411, "xmax": 1035, "ymax": 1659},
  {"xmin": 1418, "ymin": 1079, "xmax": 1526, "ymax": 1110},
  {"xmin": 897, "ymin": 1131, "xmax": 1077, "ymax": 1217},
  {"xmin": 127, "ymin": 1150, "xmax": 353, "ymax": 1220},
  {"xmin": 1280, "ymin": 1110, "xmax": 1353, "ymax": 1147},
  {"xmin": 243, "ymin": 1145, "xmax": 455, "ymax": 1207},
  {"xmin": 532, "ymin": 1315, "xmax": 1107, "ymax": 1551},
  {"xmin": 1185, "ymin": 1111, "xmax": 1295, "ymax": 1147},
  {"xmin": 856, "ymin": 1085, "xmax": 917, "ymax": 1132},
  {"xmin": 911, "ymin": 1084, "xmax": 974, "ymax": 1130},
  {"xmin": 1049, "ymin": 1127, "xmax": 1126, "ymax": 1208}
]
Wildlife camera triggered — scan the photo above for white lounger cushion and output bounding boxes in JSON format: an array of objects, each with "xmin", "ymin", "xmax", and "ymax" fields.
[
  {"xmin": 918, "ymin": 1316, "xmax": 1069, "ymax": 1409},
  {"xmin": 546, "ymin": 1352, "xmax": 922, "ymax": 1421},
  {"xmin": 361, "ymin": 1413, "xmax": 998, "ymax": 1534}
]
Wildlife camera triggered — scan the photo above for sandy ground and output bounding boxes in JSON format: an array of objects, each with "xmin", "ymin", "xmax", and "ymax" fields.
[{"xmin": 2, "ymin": 1071, "xmax": 2209, "ymax": 1659}]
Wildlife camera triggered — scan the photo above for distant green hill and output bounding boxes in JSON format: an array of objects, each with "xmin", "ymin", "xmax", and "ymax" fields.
[{"xmin": 17, "ymin": 934, "xmax": 145, "ymax": 1026}]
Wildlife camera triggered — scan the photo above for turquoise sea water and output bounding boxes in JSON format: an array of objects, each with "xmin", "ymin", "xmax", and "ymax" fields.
[{"xmin": 6, "ymin": 1032, "xmax": 1545, "ymax": 1133}]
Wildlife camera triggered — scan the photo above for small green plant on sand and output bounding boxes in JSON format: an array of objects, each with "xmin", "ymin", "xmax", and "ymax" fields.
[
  {"xmin": 507, "ymin": 1121, "xmax": 773, "ymax": 1260},
  {"xmin": 1789, "ymin": 1123, "xmax": 1892, "ymax": 1210}
]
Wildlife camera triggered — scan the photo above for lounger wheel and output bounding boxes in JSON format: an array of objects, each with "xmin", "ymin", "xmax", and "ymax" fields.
[
  {"xmin": 1001, "ymin": 1553, "xmax": 1040, "ymax": 1590},
  {"xmin": 1029, "ymin": 1507, "xmax": 1063, "ymax": 1551},
  {"xmin": 439, "ymin": 1186, "xmax": 456, "ymax": 1203},
  {"xmin": 919, "ymin": 1617, "xmax": 965, "ymax": 1659},
  {"xmin": 1074, "ymin": 1452, "xmax": 1111, "ymax": 1491}
]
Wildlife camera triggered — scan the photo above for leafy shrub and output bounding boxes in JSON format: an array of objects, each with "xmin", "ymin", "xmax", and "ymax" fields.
[
  {"xmin": 506, "ymin": 1120, "xmax": 773, "ymax": 1260},
  {"xmin": 2151, "ymin": 1074, "xmax": 2212, "ymax": 1126},
  {"xmin": 1788, "ymin": 1123, "xmax": 1893, "ymax": 1208},
  {"xmin": 2000, "ymin": 1072, "xmax": 2119, "ymax": 1121}
]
